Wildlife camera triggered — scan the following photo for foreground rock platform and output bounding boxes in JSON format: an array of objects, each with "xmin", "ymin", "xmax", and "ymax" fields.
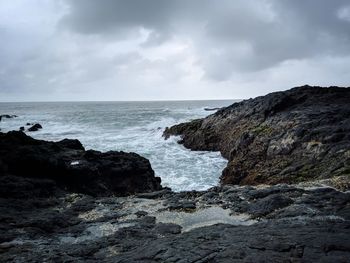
[
  {"xmin": 1, "ymin": 183, "xmax": 349, "ymax": 262},
  {"xmin": 164, "ymin": 85, "xmax": 350, "ymax": 186},
  {"xmin": 0, "ymin": 131, "xmax": 162, "ymax": 197}
]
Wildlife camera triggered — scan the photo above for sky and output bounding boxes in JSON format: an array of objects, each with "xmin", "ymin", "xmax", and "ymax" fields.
[{"xmin": 0, "ymin": 0, "xmax": 349, "ymax": 101}]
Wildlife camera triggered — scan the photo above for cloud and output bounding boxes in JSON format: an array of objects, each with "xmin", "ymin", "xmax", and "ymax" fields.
[
  {"xmin": 61, "ymin": 0, "xmax": 350, "ymax": 78},
  {"xmin": 0, "ymin": 0, "xmax": 349, "ymax": 101}
]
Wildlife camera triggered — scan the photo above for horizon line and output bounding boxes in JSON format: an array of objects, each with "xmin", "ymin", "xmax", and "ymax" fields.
[{"xmin": 0, "ymin": 98, "xmax": 243, "ymax": 103}]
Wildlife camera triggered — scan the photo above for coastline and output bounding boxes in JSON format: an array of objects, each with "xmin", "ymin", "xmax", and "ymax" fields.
[{"xmin": 1, "ymin": 86, "xmax": 350, "ymax": 261}]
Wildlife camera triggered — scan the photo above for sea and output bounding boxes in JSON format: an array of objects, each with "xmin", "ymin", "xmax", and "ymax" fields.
[{"xmin": 0, "ymin": 100, "xmax": 235, "ymax": 192}]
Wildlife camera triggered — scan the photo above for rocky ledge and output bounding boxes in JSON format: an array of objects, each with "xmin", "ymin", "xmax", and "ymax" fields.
[
  {"xmin": 0, "ymin": 131, "xmax": 162, "ymax": 197},
  {"xmin": 1, "ymin": 183, "xmax": 349, "ymax": 262},
  {"xmin": 164, "ymin": 85, "xmax": 350, "ymax": 186}
]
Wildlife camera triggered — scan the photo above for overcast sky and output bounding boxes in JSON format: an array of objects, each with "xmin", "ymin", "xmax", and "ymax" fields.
[{"xmin": 0, "ymin": 0, "xmax": 349, "ymax": 101}]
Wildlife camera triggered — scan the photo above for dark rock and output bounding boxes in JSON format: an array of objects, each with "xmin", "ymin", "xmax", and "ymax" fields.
[
  {"xmin": 0, "ymin": 114, "xmax": 17, "ymax": 122},
  {"xmin": 154, "ymin": 223, "xmax": 182, "ymax": 235},
  {"xmin": 164, "ymin": 86, "xmax": 350, "ymax": 186},
  {"xmin": 204, "ymin": 107, "xmax": 221, "ymax": 111},
  {"xmin": 136, "ymin": 188, "xmax": 172, "ymax": 199},
  {"xmin": 168, "ymin": 200, "xmax": 196, "ymax": 211},
  {"xmin": 246, "ymin": 194, "xmax": 294, "ymax": 217},
  {"xmin": 107, "ymin": 221, "xmax": 350, "ymax": 262},
  {"xmin": 0, "ymin": 174, "xmax": 59, "ymax": 198},
  {"xmin": 28, "ymin": 123, "xmax": 42, "ymax": 132},
  {"xmin": 139, "ymin": 216, "xmax": 156, "ymax": 226},
  {"xmin": 0, "ymin": 183, "xmax": 349, "ymax": 262},
  {"xmin": 56, "ymin": 138, "xmax": 84, "ymax": 150},
  {"xmin": 19, "ymin": 126, "xmax": 25, "ymax": 131},
  {"xmin": 0, "ymin": 131, "xmax": 162, "ymax": 196},
  {"xmin": 246, "ymin": 184, "xmax": 300, "ymax": 199},
  {"xmin": 135, "ymin": 211, "xmax": 148, "ymax": 217}
]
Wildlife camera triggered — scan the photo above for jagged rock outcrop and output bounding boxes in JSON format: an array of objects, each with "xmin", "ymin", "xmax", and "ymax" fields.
[
  {"xmin": 0, "ymin": 131, "xmax": 162, "ymax": 197},
  {"xmin": 164, "ymin": 86, "xmax": 350, "ymax": 185}
]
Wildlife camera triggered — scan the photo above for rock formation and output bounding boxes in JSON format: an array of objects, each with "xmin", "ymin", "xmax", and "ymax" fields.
[
  {"xmin": 1, "ymin": 86, "xmax": 350, "ymax": 261},
  {"xmin": 28, "ymin": 123, "xmax": 42, "ymax": 132},
  {"xmin": 164, "ymin": 85, "xmax": 350, "ymax": 185},
  {"xmin": 0, "ymin": 131, "xmax": 162, "ymax": 197}
]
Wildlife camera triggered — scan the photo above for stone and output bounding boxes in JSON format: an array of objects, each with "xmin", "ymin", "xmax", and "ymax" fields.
[
  {"xmin": 28, "ymin": 123, "xmax": 42, "ymax": 132},
  {"xmin": 0, "ymin": 131, "xmax": 162, "ymax": 197},
  {"xmin": 246, "ymin": 194, "xmax": 294, "ymax": 217},
  {"xmin": 164, "ymin": 86, "xmax": 350, "ymax": 186},
  {"xmin": 0, "ymin": 182, "xmax": 349, "ymax": 261}
]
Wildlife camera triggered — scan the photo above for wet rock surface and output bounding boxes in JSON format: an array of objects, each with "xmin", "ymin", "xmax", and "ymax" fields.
[
  {"xmin": 0, "ymin": 184, "xmax": 349, "ymax": 262},
  {"xmin": 164, "ymin": 86, "xmax": 350, "ymax": 186},
  {"xmin": 0, "ymin": 131, "xmax": 162, "ymax": 197}
]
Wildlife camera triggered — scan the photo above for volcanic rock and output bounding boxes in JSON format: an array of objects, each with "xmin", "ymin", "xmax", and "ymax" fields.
[
  {"xmin": 1, "ymin": 183, "xmax": 349, "ymax": 262},
  {"xmin": 164, "ymin": 86, "xmax": 350, "ymax": 185},
  {"xmin": 0, "ymin": 131, "xmax": 162, "ymax": 196},
  {"xmin": 28, "ymin": 123, "xmax": 42, "ymax": 132}
]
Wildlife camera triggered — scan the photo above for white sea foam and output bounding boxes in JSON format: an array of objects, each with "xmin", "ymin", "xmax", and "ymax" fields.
[{"xmin": 0, "ymin": 100, "xmax": 235, "ymax": 191}]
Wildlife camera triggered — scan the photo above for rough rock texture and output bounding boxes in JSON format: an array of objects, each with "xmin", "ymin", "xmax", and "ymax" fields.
[
  {"xmin": 164, "ymin": 86, "xmax": 350, "ymax": 185},
  {"xmin": 1, "ymin": 184, "xmax": 349, "ymax": 262},
  {"xmin": 0, "ymin": 131, "xmax": 162, "ymax": 197}
]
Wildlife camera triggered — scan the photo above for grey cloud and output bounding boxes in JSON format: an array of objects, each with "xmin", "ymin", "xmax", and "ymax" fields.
[
  {"xmin": 200, "ymin": 0, "xmax": 350, "ymax": 77},
  {"xmin": 60, "ymin": 0, "xmax": 174, "ymax": 35},
  {"xmin": 62, "ymin": 0, "xmax": 350, "ymax": 80},
  {"xmin": 0, "ymin": 0, "xmax": 349, "ymax": 101}
]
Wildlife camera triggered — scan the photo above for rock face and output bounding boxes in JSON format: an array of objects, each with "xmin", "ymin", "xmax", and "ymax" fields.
[
  {"xmin": 164, "ymin": 86, "xmax": 350, "ymax": 185},
  {"xmin": 1, "ymin": 184, "xmax": 349, "ymax": 262},
  {"xmin": 0, "ymin": 131, "xmax": 162, "ymax": 197}
]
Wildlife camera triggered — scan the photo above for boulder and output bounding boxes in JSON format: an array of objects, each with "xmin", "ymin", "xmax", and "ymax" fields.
[
  {"xmin": 0, "ymin": 131, "xmax": 162, "ymax": 196},
  {"xmin": 28, "ymin": 123, "xmax": 42, "ymax": 132}
]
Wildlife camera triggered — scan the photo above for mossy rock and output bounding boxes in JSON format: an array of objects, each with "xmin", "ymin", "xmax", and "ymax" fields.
[{"xmin": 251, "ymin": 124, "xmax": 273, "ymax": 136}]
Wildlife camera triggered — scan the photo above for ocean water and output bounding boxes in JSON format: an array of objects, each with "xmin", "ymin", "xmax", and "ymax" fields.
[{"xmin": 0, "ymin": 100, "xmax": 235, "ymax": 191}]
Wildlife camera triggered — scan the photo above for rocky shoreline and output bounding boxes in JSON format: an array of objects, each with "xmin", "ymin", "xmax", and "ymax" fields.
[
  {"xmin": 1, "ymin": 181, "xmax": 349, "ymax": 262},
  {"xmin": 1, "ymin": 86, "xmax": 350, "ymax": 262},
  {"xmin": 164, "ymin": 85, "xmax": 350, "ymax": 186}
]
